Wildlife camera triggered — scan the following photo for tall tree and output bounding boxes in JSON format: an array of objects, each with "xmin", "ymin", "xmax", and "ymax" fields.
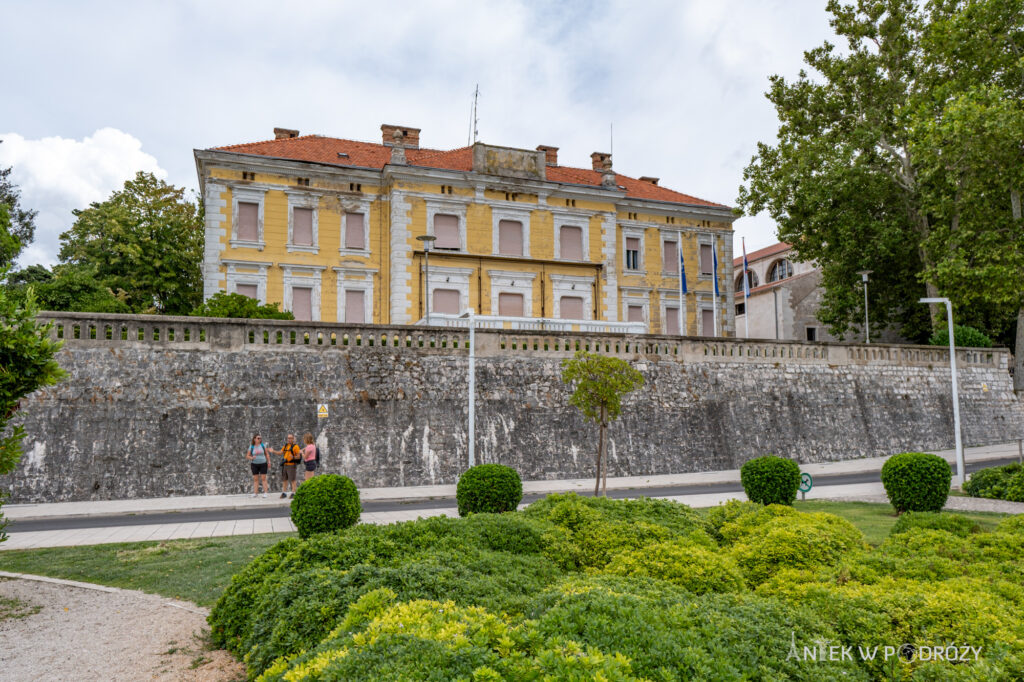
[
  {"xmin": 738, "ymin": 0, "xmax": 1023, "ymax": 376},
  {"xmin": 58, "ymin": 172, "xmax": 203, "ymax": 314},
  {"xmin": 0, "ymin": 161, "xmax": 38, "ymax": 266}
]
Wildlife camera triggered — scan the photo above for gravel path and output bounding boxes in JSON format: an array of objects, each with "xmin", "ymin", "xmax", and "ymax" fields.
[
  {"xmin": 0, "ymin": 575, "xmax": 243, "ymax": 682},
  {"xmin": 821, "ymin": 494, "xmax": 1024, "ymax": 514}
]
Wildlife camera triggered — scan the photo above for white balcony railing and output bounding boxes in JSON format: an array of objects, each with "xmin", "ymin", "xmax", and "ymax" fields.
[{"xmin": 415, "ymin": 313, "xmax": 647, "ymax": 335}]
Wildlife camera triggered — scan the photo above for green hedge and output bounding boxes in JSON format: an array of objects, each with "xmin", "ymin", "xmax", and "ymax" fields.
[
  {"xmin": 740, "ymin": 455, "xmax": 801, "ymax": 505},
  {"xmin": 890, "ymin": 511, "xmax": 981, "ymax": 538},
  {"xmin": 290, "ymin": 474, "xmax": 361, "ymax": 539},
  {"xmin": 455, "ymin": 463, "xmax": 523, "ymax": 516},
  {"xmin": 880, "ymin": 452, "xmax": 951, "ymax": 513},
  {"xmin": 965, "ymin": 463, "xmax": 1024, "ymax": 502}
]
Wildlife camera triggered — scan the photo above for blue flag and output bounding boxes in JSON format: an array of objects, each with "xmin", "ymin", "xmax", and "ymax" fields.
[
  {"xmin": 679, "ymin": 252, "xmax": 688, "ymax": 294},
  {"xmin": 742, "ymin": 238, "xmax": 750, "ymax": 298},
  {"xmin": 713, "ymin": 246, "xmax": 719, "ymax": 297}
]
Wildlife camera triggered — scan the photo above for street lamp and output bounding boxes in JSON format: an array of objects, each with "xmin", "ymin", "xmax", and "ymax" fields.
[
  {"xmin": 459, "ymin": 308, "xmax": 476, "ymax": 468},
  {"xmin": 857, "ymin": 270, "xmax": 872, "ymax": 343},
  {"xmin": 417, "ymin": 234, "xmax": 437, "ymax": 325},
  {"xmin": 920, "ymin": 297, "xmax": 965, "ymax": 488}
]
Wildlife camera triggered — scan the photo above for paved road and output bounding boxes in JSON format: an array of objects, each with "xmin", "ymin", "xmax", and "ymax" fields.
[{"xmin": 8, "ymin": 456, "xmax": 1017, "ymax": 534}]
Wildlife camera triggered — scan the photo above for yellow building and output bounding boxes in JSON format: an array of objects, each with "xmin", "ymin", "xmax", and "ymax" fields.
[{"xmin": 194, "ymin": 124, "xmax": 736, "ymax": 335}]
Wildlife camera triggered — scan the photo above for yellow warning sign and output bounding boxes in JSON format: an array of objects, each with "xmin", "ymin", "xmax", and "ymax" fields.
[{"xmin": 317, "ymin": 403, "xmax": 329, "ymax": 419}]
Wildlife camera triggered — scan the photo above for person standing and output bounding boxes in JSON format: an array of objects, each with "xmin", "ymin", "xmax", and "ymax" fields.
[
  {"xmin": 301, "ymin": 432, "xmax": 317, "ymax": 482},
  {"xmin": 269, "ymin": 433, "xmax": 301, "ymax": 498},
  {"xmin": 246, "ymin": 434, "xmax": 269, "ymax": 498}
]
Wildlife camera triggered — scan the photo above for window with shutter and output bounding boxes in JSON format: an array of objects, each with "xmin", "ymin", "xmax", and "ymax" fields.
[
  {"xmin": 625, "ymin": 237, "xmax": 640, "ymax": 270},
  {"xmin": 701, "ymin": 309, "xmax": 715, "ymax": 335},
  {"xmin": 559, "ymin": 296, "xmax": 584, "ymax": 319},
  {"xmin": 559, "ymin": 226, "xmax": 583, "ymax": 260},
  {"xmin": 432, "ymin": 289, "xmax": 460, "ymax": 315},
  {"xmin": 344, "ymin": 212, "xmax": 365, "ymax": 249},
  {"xmin": 344, "ymin": 290, "xmax": 365, "ymax": 323},
  {"xmin": 236, "ymin": 284, "xmax": 258, "ymax": 299},
  {"xmin": 665, "ymin": 307, "xmax": 680, "ymax": 334},
  {"xmin": 662, "ymin": 241, "xmax": 678, "ymax": 273},
  {"xmin": 498, "ymin": 220, "xmax": 523, "ymax": 256},
  {"xmin": 293, "ymin": 208, "xmax": 313, "ymax": 246},
  {"xmin": 237, "ymin": 202, "xmax": 258, "ymax": 241},
  {"xmin": 292, "ymin": 287, "xmax": 313, "ymax": 321},
  {"xmin": 627, "ymin": 305, "xmax": 644, "ymax": 322},
  {"xmin": 699, "ymin": 244, "xmax": 713, "ymax": 275},
  {"xmin": 498, "ymin": 292, "xmax": 525, "ymax": 317},
  {"xmin": 434, "ymin": 214, "xmax": 460, "ymax": 249}
]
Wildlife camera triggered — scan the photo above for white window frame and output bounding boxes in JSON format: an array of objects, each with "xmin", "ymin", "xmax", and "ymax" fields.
[
  {"xmin": 697, "ymin": 234, "xmax": 715, "ymax": 279},
  {"xmin": 488, "ymin": 269, "xmax": 537, "ymax": 317},
  {"xmin": 423, "ymin": 266, "xmax": 474, "ymax": 318},
  {"xmin": 550, "ymin": 274, "xmax": 594, "ymax": 320},
  {"xmin": 659, "ymin": 291, "xmax": 682, "ymax": 335},
  {"xmin": 620, "ymin": 287, "xmax": 650, "ymax": 330},
  {"xmin": 286, "ymin": 191, "xmax": 320, "ymax": 254},
  {"xmin": 661, "ymin": 233, "xmax": 681, "ymax": 277},
  {"xmin": 281, "ymin": 264, "xmax": 326, "ymax": 321},
  {"xmin": 230, "ymin": 186, "xmax": 266, "ymax": 250},
  {"xmin": 222, "ymin": 259, "xmax": 272, "ymax": 304},
  {"xmin": 551, "ymin": 210, "xmax": 590, "ymax": 262},
  {"xmin": 339, "ymin": 197, "xmax": 372, "ymax": 256},
  {"xmin": 426, "ymin": 199, "xmax": 468, "ymax": 252},
  {"xmin": 333, "ymin": 267, "xmax": 378, "ymax": 324},
  {"xmin": 622, "ymin": 228, "xmax": 645, "ymax": 273},
  {"xmin": 491, "ymin": 206, "xmax": 532, "ymax": 258}
]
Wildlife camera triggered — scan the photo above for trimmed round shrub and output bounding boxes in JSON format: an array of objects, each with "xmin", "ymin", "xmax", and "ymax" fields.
[
  {"xmin": 290, "ymin": 474, "xmax": 361, "ymax": 539},
  {"xmin": 456, "ymin": 464, "xmax": 522, "ymax": 516},
  {"xmin": 890, "ymin": 511, "xmax": 980, "ymax": 538},
  {"xmin": 880, "ymin": 452, "xmax": 951, "ymax": 513},
  {"xmin": 740, "ymin": 455, "xmax": 801, "ymax": 506},
  {"xmin": 964, "ymin": 463, "xmax": 1021, "ymax": 499},
  {"xmin": 604, "ymin": 540, "xmax": 746, "ymax": 594},
  {"xmin": 929, "ymin": 324, "xmax": 993, "ymax": 348}
]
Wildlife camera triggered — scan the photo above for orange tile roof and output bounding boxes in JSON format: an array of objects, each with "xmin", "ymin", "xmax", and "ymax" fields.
[
  {"xmin": 209, "ymin": 135, "xmax": 727, "ymax": 208},
  {"xmin": 732, "ymin": 241, "xmax": 791, "ymax": 268}
]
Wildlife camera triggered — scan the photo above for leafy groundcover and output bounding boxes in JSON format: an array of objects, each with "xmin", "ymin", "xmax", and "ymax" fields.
[{"xmin": 209, "ymin": 494, "xmax": 1024, "ymax": 681}]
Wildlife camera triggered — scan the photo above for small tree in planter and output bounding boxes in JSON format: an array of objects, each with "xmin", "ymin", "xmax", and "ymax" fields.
[{"xmin": 561, "ymin": 351, "xmax": 644, "ymax": 496}]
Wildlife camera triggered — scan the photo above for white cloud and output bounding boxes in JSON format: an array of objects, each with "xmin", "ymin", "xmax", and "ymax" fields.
[{"xmin": 0, "ymin": 128, "xmax": 166, "ymax": 267}]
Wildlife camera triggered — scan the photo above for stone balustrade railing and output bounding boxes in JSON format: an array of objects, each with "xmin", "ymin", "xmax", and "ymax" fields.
[{"xmin": 37, "ymin": 311, "xmax": 1008, "ymax": 370}]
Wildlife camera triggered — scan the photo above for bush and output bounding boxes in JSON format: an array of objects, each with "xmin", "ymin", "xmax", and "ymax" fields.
[
  {"xmin": 891, "ymin": 511, "xmax": 981, "ymax": 538},
  {"xmin": 880, "ymin": 452, "xmax": 951, "ymax": 513},
  {"xmin": 290, "ymin": 474, "xmax": 361, "ymax": 539},
  {"xmin": 964, "ymin": 463, "xmax": 1021, "ymax": 499},
  {"xmin": 455, "ymin": 463, "xmax": 522, "ymax": 516},
  {"xmin": 191, "ymin": 291, "xmax": 294, "ymax": 319},
  {"xmin": 929, "ymin": 324, "xmax": 993, "ymax": 348},
  {"xmin": 603, "ymin": 540, "xmax": 747, "ymax": 594},
  {"xmin": 1005, "ymin": 471, "xmax": 1024, "ymax": 503},
  {"xmin": 740, "ymin": 455, "xmax": 801, "ymax": 505}
]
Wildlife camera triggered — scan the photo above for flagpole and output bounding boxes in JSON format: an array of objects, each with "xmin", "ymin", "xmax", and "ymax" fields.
[
  {"xmin": 678, "ymin": 234, "xmax": 685, "ymax": 335},
  {"xmin": 712, "ymin": 236, "xmax": 719, "ymax": 337}
]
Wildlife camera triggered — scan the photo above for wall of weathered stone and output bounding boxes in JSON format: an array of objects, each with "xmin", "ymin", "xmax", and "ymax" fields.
[{"xmin": 4, "ymin": 312, "xmax": 1022, "ymax": 502}]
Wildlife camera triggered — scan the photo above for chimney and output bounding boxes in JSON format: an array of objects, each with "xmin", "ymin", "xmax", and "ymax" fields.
[
  {"xmin": 381, "ymin": 124, "xmax": 420, "ymax": 149},
  {"xmin": 389, "ymin": 128, "xmax": 407, "ymax": 165},
  {"xmin": 639, "ymin": 176, "xmax": 660, "ymax": 185},
  {"xmin": 536, "ymin": 145, "xmax": 559, "ymax": 166},
  {"xmin": 274, "ymin": 127, "xmax": 299, "ymax": 139},
  {"xmin": 591, "ymin": 152, "xmax": 611, "ymax": 171}
]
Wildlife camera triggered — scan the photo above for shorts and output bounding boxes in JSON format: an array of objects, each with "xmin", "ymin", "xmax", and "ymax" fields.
[
  {"xmin": 282, "ymin": 464, "xmax": 298, "ymax": 481},
  {"xmin": 304, "ymin": 460, "xmax": 317, "ymax": 472},
  {"xmin": 250, "ymin": 462, "xmax": 268, "ymax": 475}
]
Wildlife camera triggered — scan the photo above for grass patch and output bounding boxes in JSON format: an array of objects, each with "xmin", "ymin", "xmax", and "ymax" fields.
[
  {"xmin": 0, "ymin": 532, "xmax": 293, "ymax": 606},
  {"xmin": 0, "ymin": 594, "xmax": 42, "ymax": 621}
]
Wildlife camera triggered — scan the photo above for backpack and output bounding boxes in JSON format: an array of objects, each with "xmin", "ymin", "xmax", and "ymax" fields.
[
  {"xmin": 281, "ymin": 443, "xmax": 302, "ymax": 464},
  {"xmin": 315, "ymin": 444, "xmax": 321, "ymax": 465}
]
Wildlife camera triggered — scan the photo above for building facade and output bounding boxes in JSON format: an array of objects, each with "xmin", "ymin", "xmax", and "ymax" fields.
[{"xmin": 195, "ymin": 124, "xmax": 736, "ymax": 335}]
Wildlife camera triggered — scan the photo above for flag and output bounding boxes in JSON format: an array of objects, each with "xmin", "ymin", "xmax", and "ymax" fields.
[
  {"xmin": 713, "ymin": 246, "xmax": 719, "ymax": 297},
  {"xmin": 679, "ymin": 251, "xmax": 688, "ymax": 294},
  {"xmin": 742, "ymin": 238, "xmax": 750, "ymax": 298}
]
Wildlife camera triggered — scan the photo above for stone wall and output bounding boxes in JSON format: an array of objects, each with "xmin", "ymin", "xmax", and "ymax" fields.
[{"xmin": 4, "ymin": 312, "xmax": 1022, "ymax": 503}]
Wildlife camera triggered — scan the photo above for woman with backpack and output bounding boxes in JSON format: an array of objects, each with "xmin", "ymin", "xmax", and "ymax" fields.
[
  {"xmin": 246, "ymin": 434, "xmax": 269, "ymax": 498},
  {"xmin": 301, "ymin": 432, "xmax": 317, "ymax": 482}
]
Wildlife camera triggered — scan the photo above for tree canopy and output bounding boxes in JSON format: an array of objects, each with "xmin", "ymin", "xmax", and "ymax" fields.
[
  {"xmin": 0, "ymin": 164, "xmax": 37, "ymax": 266},
  {"xmin": 738, "ymin": 0, "xmax": 1023, "ymax": 381},
  {"xmin": 191, "ymin": 292, "xmax": 293, "ymax": 320}
]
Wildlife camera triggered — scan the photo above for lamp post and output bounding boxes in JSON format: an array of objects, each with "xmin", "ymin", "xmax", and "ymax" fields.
[
  {"xmin": 417, "ymin": 234, "xmax": 437, "ymax": 325},
  {"xmin": 459, "ymin": 308, "xmax": 476, "ymax": 468},
  {"xmin": 857, "ymin": 270, "xmax": 872, "ymax": 343},
  {"xmin": 920, "ymin": 297, "xmax": 964, "ymax": 487}
]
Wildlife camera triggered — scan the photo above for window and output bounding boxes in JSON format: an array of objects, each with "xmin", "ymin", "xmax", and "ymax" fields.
[
  {"xmin": 665, "ymin": 306, "xmax": 680, "ymax": 335},
  {"xmin": 293, "ymin": 207, "xmax": 314, "ymax": 246},
  {"xmin": 735, "ymin": 302, "xmax": 746, "ymax": 316},
  {"xmin": 296, "ymin": 177, "xmax": 310, "ymax": 187},
  {"xmin": 498, "ymin": 220, "xmax": 524, "ymax": 256},
  {"xmin": 625, "ymin": 237, "xmax": 640, "ymax": 270},
  {"xmin": 768, "ymin": 259, "xmax": 793, "ymax": 282},
  {"xmin": 242, "ymin": 171, "xmax": 256, "ymax": 181},
  {"xmin": 344, "ymin": 290, "xmax": 365, "ymax": 323},
  {"xmin": 434, "ymin": 214, "xmax": 460, "ymax": 249},
  {"xmin": 806, "ymin": 327, "xmax": 818, "ymax": 342},
  {"xmin": 559, "ymin": 225, "xmax": 583, "ymax": 261},
  {"xmin": 498, "ymin": 292, "xmax": 525, "ymax": 317},
  {"xmin": 236, "ymin": 284, "xmax": 258, "ymax": 299},
  {"xmin": 736, "ymin": 270, "xmax": 759, "ymax": 290},
  {"xmin": 237, "ymin": 202, "xmax": 259, "ymax": 242},
  {"xmin": 662, "ymin": 240, "xmax": 678, "ymax": 273},
  {"xmin": 348, "ymin": 182, "xmax": 362, "ymax": 192},
  {"xmin": 701, "ymin": 309, "xmax": 715, "ymax": 336},
  {"xmin": 292, "ymin": 287, "xmax": 313, "ymax": 321},
  {"xmin": 344, "ymin": 212, "xmax": 365, "ymax": 249},
  {"xmin": 699, "ymin": 244, "xmax": 714, "ymax": 275},
  {"xmin": 627, "ymin": 305, "xmax": 644, "ymax": 322},
  {"xmin": 433, "ymin": 289, "xmax": 460, "ymax": 315},
  {"xmin": 559, "ymin": 296, "xmax": 584, "ymax": 320}
]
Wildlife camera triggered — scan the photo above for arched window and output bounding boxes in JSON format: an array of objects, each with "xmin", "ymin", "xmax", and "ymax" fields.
[
  {"xmin": 768, "ymin": 258, "xmax": 793, "ymax": 282},
  {"xmin": 735, "ymin": 270, "xmax": 759, "ymax": 291}
]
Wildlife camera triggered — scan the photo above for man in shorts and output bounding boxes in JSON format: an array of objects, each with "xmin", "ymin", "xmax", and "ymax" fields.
[{"xmin": 269, "ymin": 433, "xmax": 302, "ymax": 498}]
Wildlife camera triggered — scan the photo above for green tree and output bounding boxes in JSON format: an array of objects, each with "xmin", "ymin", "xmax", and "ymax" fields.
[
  {"xmin": 5, "ymin": 264, "xmax": 130, "ymax": 314},
  {"xmin": 0, "ymin": 162, "xmax": 38, "ymax": 265},
  {"xmin": 560, "ymin": 351, "xmax": 644, "ymax": 496},
  {"xmin": 0, "ymin": 206, "xmax": 66, "ymax": 543},
  {"xmin": 191, "ymin": 292, "xmax": 293, "ymax": 320},
  {"xmin": 738, "ymin": 0, "xmax": 1023, "ymax": 380},
  {"xmin": 58, "ymin": 172, "xmax": 203, "ymax": 315}
]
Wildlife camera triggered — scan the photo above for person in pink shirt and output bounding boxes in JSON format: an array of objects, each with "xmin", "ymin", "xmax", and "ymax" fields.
[{"xmin": 301, "ymin": 432, "xmax": 317, "ymax": 482}]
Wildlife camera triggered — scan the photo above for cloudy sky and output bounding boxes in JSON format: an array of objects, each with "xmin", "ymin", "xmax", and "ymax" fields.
[{"xmin": 1, "ymin": 0, "xmax": 836, "ymax": 267}]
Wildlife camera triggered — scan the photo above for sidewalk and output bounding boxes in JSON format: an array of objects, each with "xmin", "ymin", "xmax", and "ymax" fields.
[{"xmin": 2, "ymin": 441, "xmax": 1021, "ymax": 551}]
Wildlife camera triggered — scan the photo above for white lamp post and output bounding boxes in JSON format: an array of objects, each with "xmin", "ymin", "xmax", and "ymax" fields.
[
  {"xmin": 459, "ymin": 307, "xmax": 476, "ymax": 468},
  {"xmin": 417, "ymin": 234, "xmax": 437, "ymax": 325},
  {"xmin": 857, "ymin": 270, "xmax": 872, "ymax": 343},
  {"xmin": 920, "ymin": 297, "xmax": 964, "ymax": 487}
]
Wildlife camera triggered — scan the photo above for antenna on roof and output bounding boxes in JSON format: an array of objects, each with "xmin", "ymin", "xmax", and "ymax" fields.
[{"xmin": 467, "ymin": 84, "xmax": 480, "ymax": 146}]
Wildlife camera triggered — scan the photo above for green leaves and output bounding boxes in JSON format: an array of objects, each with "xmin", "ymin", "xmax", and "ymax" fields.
[
  {"xmin": 190, "ymin": 292, "xmax": 293, "ymax": 320},
  {"xmin": 560, "ymin": 351, "xmax": 643, "ymax": 426}
]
